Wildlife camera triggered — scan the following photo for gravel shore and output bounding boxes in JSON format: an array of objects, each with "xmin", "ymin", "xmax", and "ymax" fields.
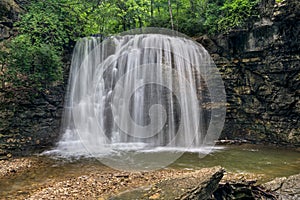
[
  {"xmin": 0, "ymin": 157, "xmax": 191, "ymax": 199},
  {"xmin": 28, "ymin": 169, "xmax": 189, "ymax": 199},
  {"xmin": 0, "ymin": 157, "xmax": 265, "ymax": 199},
  {"xmin": 0, "ymin": 157, "xmax": 40, "ymax": 179}
]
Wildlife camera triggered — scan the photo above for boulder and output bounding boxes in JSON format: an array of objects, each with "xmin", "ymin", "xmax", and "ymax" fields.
[
  {"xmin": 110, "ymin": 166, "xmax": 224, "ymax": 200},
  {"xmin": 262, "ymin": 173, "xmax": 300, "ymax": 199}
]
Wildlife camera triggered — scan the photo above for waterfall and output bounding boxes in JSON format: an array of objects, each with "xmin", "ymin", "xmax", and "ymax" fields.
[{"xmin": 47, "ymin": 29, "xmax": 226, "ymax": 170}]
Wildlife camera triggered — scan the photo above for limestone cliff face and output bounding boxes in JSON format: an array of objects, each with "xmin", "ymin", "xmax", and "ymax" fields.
[
  {"xmin": 0, "ymin": 86, "xmax": 64, "ymax": 157},
  {"xmin": 198, "ymin": 0, "xmax": 300, "ymax": 145},
  {"xmin": 0, "ymin": 0, "xmax": 299, "ymax": 157},
  {"xmin": 0, "ymin": 0, "xmax": 65, "ymax": 157}
]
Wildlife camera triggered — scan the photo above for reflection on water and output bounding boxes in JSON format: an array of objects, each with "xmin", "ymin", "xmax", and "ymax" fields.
[{"xmin": 0, "ymin": 144, "xmax": 299, "ymax": 198}]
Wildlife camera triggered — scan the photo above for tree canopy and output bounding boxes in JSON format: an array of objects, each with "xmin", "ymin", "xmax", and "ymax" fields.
[{"xmin": 0, "ymin": 0, "xmax": 259, "ymax": 90}]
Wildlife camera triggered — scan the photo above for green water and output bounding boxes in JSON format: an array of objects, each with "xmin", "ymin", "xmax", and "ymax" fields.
[
  {"xmin": 170, "ymin": 144, "xmax": 300, "ymax": 181},
  {"xmin": 0, "ymin": 144, "xmax": 299, "ymax": 198}
]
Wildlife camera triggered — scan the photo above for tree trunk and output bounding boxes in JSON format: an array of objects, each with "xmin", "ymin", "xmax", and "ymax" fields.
[
  {"xmin": 190, "ymin": 0, "xmax": 197, "ymax": 18},
  {"xmin": 150, "ymin": 0, "xmax": 154, "ymax": 19},
  {"xmin": 168, "ymin": 0, "xmax": 174, "ymax": 30}
]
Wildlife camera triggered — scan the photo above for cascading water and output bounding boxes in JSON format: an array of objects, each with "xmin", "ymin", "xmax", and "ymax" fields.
[{"xmin": 48, "ymin": 28, "xmax": 226, "ymax": 171}]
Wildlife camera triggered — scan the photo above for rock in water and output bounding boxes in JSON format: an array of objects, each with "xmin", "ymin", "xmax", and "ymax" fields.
[{"xmin": 110, "ymin": 166, "xmax": 224, "ymax": 200}]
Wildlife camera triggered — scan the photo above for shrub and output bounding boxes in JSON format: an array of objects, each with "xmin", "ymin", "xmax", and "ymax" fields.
[
  {"xmin": 217, "ymin": 0, "xmax": 259, "ymax": 32},
  {"xmin": 8, "ymin": 35, "xmax": 62, "ymax": 88}
]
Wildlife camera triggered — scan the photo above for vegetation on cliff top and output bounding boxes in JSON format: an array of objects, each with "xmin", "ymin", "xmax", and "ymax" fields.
[{"xmin": 1, "ymin": 0, "xmax": 259, "ymax": 90}]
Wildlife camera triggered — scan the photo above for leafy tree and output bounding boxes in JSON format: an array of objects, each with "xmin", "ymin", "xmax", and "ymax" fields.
[
  {"xmin": 17, "ymin": 1, "xmax": 69, "ymax": 50},
  {"xmin": 112, "ymin": 0, "xmax": 151, "ymax": 31},
  {"xmin": 1, "ymin": 0, "xmax": 262, "ymax": 91},
  {"xmin": 149, "ymin": 0, "xmax": 171, "ymax": 28},
  {"xmin": 7, "ymin": 35, "xmax": 62, "ymax": 88},
  {"xmin": 5, "ymin": 0, "xmax": 105, "ymax": 89},
  {"xmin": 216, "ymin": 0, "xmax": 259, "ymax": 32},
  {"xmin": 204, "ymin": 1, "xmax": 223, "ymax": 34},
  {"xmin": 175, "ymin": 0, "xmax": 208, "ymax": 35}
]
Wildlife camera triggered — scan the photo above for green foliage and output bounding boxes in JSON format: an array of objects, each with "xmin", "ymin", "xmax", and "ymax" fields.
[
  {"xmin": 7, "ymin": 35, "xmax": 62, "ymax": 88},
  {"xmin": 17, "ymin": 1, "xmax": 68, "ymax": 50},
  {"xmin": 204, "ymin": 2, "xmax": 223, "ymax": 34},
  {"xmin": 13, "ymin": 0, "xmax": 261, "ymax": 47},
  {"xmin": 113, "ymin": 0, "xmax": 151, "ymax": 31},
  {"xmin": 216, "ymin": 0, "xmax": 259, "ymax": 32},
  {"xmin": 2, "ymin": 0, "xmax": 261, "ymax": 91},
  {"xmin": 172, "ymin": 0, "xmax": 206, "ymax": 35}
]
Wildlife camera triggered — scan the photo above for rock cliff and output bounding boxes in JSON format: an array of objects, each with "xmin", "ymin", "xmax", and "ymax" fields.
[
  {"xmin": 0, "ymin": 0, "xmax": 64, "ymax": 157},
  {"xmin": 0, "ymin": 0, "xmax": 21, "ymax": 41},
  {"xmin": 0, "ymin": 0, "xmax": 299, "ymax": 157},
  {"xmin": 198, "ymin": 0, "xmax": 300, "ymax": 146}
]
